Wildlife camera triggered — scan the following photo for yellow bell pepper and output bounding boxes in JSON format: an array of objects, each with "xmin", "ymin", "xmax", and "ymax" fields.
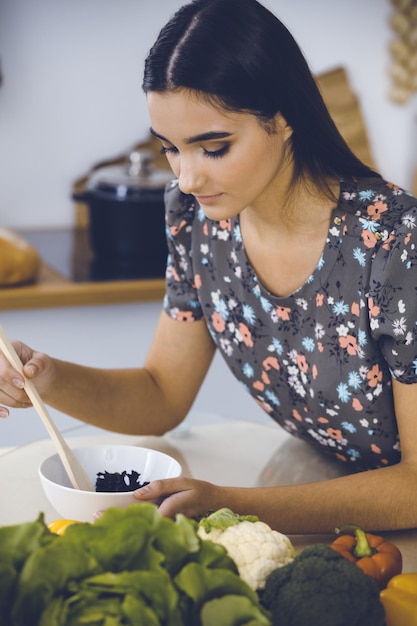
[
  {"xmin": 47, "ymin": 519, "xmax": 79, "ymax": 535},
  {"xmin": 380, "ymin": 572, "xmax": 417, "ymax": 626}
]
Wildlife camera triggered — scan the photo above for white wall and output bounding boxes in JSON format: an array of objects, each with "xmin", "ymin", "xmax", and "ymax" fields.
[{"xmin": 0, "ymin": 0, "xmax": 416, "ymax": 230}]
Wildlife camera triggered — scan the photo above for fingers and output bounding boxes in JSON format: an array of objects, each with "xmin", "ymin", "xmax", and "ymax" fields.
[
  {"xmin": 134, "ymin": 477, "xmax": 218, "ymax": 520},
  {"xmin": 22, "ymin": 358, "xmax": 42, "ymax": 380},
  {"xmin": 0, "ymin": 342, "xmax": 38, "ymax": 408},
  {"xmin": 134, "ymin": 476, "xmax": 193, "ymax": 503},
  {"xmin": 18, "ymin": 342, "xmax": 44, "ymax": 379},
  {"xmin": 0, "ymin": 378, "xmax": 32, "ymax": 408}
]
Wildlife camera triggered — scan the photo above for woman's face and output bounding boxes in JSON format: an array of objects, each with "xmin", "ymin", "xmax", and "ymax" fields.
[{"xmin": 147, "ymin": 89, "xmax": 293, "ymax": 221}]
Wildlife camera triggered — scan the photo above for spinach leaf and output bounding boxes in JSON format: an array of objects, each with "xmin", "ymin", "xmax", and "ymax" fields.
[{"xmin": 1, "ymin": 504, "xmax": 271, "ymax": 626}]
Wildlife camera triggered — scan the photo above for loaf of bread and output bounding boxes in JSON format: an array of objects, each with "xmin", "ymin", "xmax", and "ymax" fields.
[{"xmin": 0, "ymin": 229, "xmax": 42, "ymax": 286}]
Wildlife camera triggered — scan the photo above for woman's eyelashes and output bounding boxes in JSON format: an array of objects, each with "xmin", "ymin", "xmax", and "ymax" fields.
[
  {"xmin": 160, "ymin": 143, "xmax": 230, "ymax": 159},
  {"xmin": 205, "ymin": 144, "xmax": 230, "ymax": 159},
  {"xmin": 159, "ymin": 145, "xmax": 178, "ymax": 156}
]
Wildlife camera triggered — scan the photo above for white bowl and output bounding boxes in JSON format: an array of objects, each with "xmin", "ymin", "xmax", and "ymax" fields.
[{"xmin": 39, "ymin": 445, "xmax": 182, "ymax": 522}]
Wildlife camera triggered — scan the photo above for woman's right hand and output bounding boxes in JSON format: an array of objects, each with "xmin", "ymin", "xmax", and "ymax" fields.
[{"xmin": 0, "ymin": 340, "xmax": 54, "ymax": 416}]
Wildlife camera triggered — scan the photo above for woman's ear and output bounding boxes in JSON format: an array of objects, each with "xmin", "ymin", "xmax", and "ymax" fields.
[{"xmin": 275, "ymin": 113, "xmax": 293, "ymax": 140}]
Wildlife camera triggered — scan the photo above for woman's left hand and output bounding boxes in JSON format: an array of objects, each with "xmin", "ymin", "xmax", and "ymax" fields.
[{"xmin": 133, "ymin": 476, "xmax": 222, "ymax": 519}]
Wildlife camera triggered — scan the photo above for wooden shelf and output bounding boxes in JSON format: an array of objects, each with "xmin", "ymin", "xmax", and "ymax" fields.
[
  {"xmin": 0, "ymin": 226, "xmax": 166, "ymax": 310},
  {"xmin": 0, "ymin": 262, "xmax": 165, "ymax": 311}
]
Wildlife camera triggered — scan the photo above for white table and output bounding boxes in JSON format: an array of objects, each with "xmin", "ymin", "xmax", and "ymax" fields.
[{"xmin": 1, "ymin": 420, "xmax": 417, "ymax": 572}]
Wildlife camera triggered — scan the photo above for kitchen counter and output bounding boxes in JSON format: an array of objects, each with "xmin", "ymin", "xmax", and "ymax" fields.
[
  {"xmin": 0, "ymin": 228, "xmax": 166, "ymax": 311},
  {"xmin": 1, "ymin": 419, "xmax": 417, "ymax": 571}
]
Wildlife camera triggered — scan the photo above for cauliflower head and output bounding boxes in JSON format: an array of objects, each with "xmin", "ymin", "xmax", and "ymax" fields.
[{"xmin": 197, "ymin": 508, "xmax": 295, "ymax": 590}]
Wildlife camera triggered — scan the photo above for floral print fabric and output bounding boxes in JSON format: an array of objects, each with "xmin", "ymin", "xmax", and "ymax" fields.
[{"xmin": 163, "ymin": 176, "xmax": 417, "ymax": 470}]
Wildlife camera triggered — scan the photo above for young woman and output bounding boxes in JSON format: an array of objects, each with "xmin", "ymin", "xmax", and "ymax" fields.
[{"xmin": 1, "ymin": 0, "xmax": 417, "ymax": 534}]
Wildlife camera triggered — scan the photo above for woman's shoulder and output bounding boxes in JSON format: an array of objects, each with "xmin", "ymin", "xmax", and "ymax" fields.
[
  {"xmin": 339, "ymin": 176, "xmax": 417, "ymax": 277},
  {"xmin": 340, "ymin": 175, "xmax": 417, "ymax": 226}
]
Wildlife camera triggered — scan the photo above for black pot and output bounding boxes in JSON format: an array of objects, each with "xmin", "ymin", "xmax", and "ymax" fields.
[{"xmin": 73, "ymin": 150, "xmax": 173, "ymax": 281}]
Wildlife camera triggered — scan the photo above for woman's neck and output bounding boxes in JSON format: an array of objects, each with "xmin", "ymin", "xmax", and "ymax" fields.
[{"xmin": 243, "ymin": 177, "xmax": 340, "ymax": 240}]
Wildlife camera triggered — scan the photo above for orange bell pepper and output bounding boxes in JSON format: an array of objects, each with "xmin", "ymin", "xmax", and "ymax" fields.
[
  {"xmin": 380, "ymin": 573, "xmax": 417, "ymax": 626},
  {"xmin": 330, "ymin": 524, "xmax": 402, "ymax": 589}
]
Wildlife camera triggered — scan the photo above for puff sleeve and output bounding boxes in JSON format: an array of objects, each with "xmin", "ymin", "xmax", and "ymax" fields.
[
  {"xmin": 163, "ymin": 181, "xmax": 204, "ymax": 321},
  {"xmin": 368, "ymin": 204, "xmax": 417, "ymax": 383}
]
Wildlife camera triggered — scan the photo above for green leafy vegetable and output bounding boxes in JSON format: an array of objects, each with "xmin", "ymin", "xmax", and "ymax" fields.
[
  {"xmin": 175, "ymin": 562, "xmax": 269, "ymax": 626},
  {"xmin": 13, "ymin": 538, "xmax": 100, "ymax": 624},
  {"xmin": 198, "ymin": 508, "xmax": 258, "ymax": 533},
  {"xmin": 0, "ymin": 504, "xmax": 270, "ymax": 626},
  {"xmin": 0, "ymin": 513, "xmax": 55, "ymax": 626},
  {"xmin": 200, "ymin": 595, "xmax": 272, "ymax": 626}
]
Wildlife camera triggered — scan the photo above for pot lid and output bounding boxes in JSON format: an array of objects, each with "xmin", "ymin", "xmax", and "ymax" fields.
[{"xmin": 86, "ymin": 150, "xmax": 174, "ymax": 195}]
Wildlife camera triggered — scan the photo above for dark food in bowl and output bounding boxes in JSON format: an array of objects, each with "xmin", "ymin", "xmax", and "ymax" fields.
[{"xmin": 95, "ymin": 470, "xmax": 150, "ymax": 493}]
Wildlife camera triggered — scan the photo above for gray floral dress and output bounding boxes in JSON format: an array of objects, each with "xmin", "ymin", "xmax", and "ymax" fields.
[{"xmin": 163, "ymin": 176, "xmax": 417, "ymax": 470}]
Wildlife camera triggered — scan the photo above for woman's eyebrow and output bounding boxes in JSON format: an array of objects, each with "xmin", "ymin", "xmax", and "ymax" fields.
[{"xmin": 149, "ymin": 128, "xmax": 233, "ymax": 144}]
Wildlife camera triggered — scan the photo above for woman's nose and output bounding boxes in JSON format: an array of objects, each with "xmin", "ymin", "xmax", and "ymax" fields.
[{"xmin": 177, "ymin": 158, "xmax": 204, "ymax": 196}]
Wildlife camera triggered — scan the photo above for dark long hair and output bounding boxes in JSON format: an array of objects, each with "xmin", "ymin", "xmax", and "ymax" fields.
[{"xmin": 143, "ymin": 0, "xmax": 380, "ymax": 195}]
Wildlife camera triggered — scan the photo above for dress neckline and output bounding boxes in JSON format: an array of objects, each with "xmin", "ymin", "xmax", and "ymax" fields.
[{"xmin": 233, "ymin": 183, "xmax": 347, "ymax": 303}]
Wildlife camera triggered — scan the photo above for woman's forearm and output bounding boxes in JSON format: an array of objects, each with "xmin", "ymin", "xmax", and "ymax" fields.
[
  {"xmin": 43, "ymin": 358, "xmax": 186, "ymax": 435},
  {"xmin": 37, "ymin": 314, "xmax": 216, "ymax": 435},
  {"xmin": 221, "ymin": 461, "xmax": 417, "ymax": 534}
]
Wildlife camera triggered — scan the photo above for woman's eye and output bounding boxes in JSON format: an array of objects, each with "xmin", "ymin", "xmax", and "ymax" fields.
[
  {"xmin": 160, "ymin": 145, "xmax": 178, "ymax": 156},
  {"xmin": 203, "ymin": 144, "xmax": 230, "ymax": 159},
  {"xmin": 160, "ymin": 143, "xmax": 230, "ymax": 159}
]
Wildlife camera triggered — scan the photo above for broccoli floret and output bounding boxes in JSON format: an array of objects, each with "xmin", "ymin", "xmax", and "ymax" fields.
[{"xmin": 261, "ymin": 544, "xmax": 385, "ymax": 626}]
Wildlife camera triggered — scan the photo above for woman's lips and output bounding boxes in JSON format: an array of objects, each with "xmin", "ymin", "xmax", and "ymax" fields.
[{"xmin": 194, "ymin": 193, "xmax": 223, "ymax": 205}]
